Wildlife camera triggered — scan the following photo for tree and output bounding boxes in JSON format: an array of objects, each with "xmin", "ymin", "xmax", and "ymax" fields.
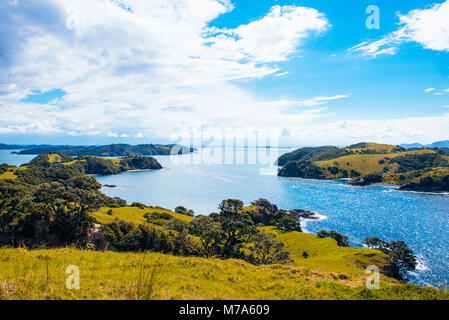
[
  {"xmin": 276, "ymin": 212, "xmax": 301, "ymax": 232},
  {"xmin": 362, "ymin": 237, "xmax": 386, "ymax": 248},
  {"xmin": 189, "ymin": 215, "xmax": 223, "ymax": 257},
  {"xmin": 248, "ymin": 232, "xmax": 291, "ymax": 265},
  {"xmin": 317, "ymin": 230, "xmax": 349, "ymax": 247},
  {"xmin": 218, "ymin": 199, "xmax": 244, "ymax": 216},
  {"xmin": 250, "ymin": 199, "xmax": 278, "ymax": 213},
  {"xmin": 67, "ymin": 175, "xmax": 101, "ymax": 190},
  {"xmin": 102, "ymin": 221, "xmax": 142, "ymax": 251},
  {"xmin": 165, "ymin": 218, "xmax": 189, "ymax": 234},
  {"xmin": 363, "ymin": 237, "xmax": 417, "ymax": 280},
  {"xmin": 216, "ymin": 199, "xmax": 258, "ymax": 258},
  {"xmin": 174, "ymin": 206, "xmax": 194, "ymax": 217}
]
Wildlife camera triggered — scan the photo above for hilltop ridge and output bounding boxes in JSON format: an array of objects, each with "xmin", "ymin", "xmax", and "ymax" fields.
[{"xmin": 15, "ymin": 143, "xmax": 194, "ymax": 156}]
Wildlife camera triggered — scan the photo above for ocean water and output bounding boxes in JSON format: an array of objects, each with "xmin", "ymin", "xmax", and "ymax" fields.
[
  {"xmin": 0, "ymin": 150, "xmax": 35, "ymax": 166},
  {"xmin": 1, "ymin": 148, "xmax": 448, "ymax": 287}
]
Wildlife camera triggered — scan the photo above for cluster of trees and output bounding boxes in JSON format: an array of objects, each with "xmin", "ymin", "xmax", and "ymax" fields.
[
  {"xmin": 363, "ymin": 237, "xmax": 417, "ymax": 280},
  {"xmin": 19, "ymin": 152, "xmax": 162, "ymax": 177},
  {"xmin": 102, "ymin": 220, "xmax": 201, "ymax": 256},
  {"xmin": 18, "ymin": 144, "xmax": 194, "ymax": 156},
  {"xmin": 240, "ymin": 199, "xmax": 302, "ymax": 232},
  {"xmin": 174, "ymin": 206, "xmax": 195, "ymax": 217},
  {"xmin": 15, "ymin": 162, "xmax": 84, "ymax": 185},
  {"xmin": 399, "ymin": 175, "xmax": 449, "ymax": 192},
  {"xmin": 0, "ymin": 175, "xmax": 123, "ymax": 247},
  {"xmin": 75, "ymin": 155, "xmax": 162, "ymax": 175},
  {"xmin": 276, "ymin": 146, "xmax": 351, "ymax": 167},
  {"xmin": 0, "ymin": 164, "xmax": 11, "ymax": 175},
  {"xmin": 317, "ymin": 230, "xmax": 349, "ymax": 247},
  {"xmin": 390, "ymin": 153, "xmax": 449, "ymax": 173},
  {"xmin": 102, "ymin": 199, "xmax": 292, "ymax": 266},
  {"xmin": 277, "ymin": 161, "xmax": 326, "ymax": 179}
]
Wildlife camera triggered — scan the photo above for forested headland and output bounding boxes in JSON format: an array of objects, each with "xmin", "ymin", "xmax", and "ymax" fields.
[{"xmin": 277, "ymin": 142, "xmax": 449, "ymax": 193}]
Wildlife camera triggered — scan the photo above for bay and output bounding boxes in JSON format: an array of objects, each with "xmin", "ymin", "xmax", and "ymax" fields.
[{"xmin": 1, "ymin": 148, "xmax": 448, "ymax": 287}]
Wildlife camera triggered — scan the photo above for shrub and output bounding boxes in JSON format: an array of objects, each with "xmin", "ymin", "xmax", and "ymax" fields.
[
  {"xmin": 317, "ymin": 230, "xmax": 349, "ymax": 247},
  {"xmin": 174, "ymin": 206, "xmax": 194, "ymax": 217}
]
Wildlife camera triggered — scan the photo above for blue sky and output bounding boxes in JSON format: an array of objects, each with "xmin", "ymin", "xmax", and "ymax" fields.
[{"xmin": 0, "ymin": 0, "xmax": 448, "ymax": 146}]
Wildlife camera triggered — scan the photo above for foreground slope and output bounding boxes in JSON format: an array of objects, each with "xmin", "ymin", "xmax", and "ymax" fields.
[{"xmin": 1, "ymin": 247, "xmax": 448, "ymax": 300}]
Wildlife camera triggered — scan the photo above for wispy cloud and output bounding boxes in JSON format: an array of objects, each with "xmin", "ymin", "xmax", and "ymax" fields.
[
  {"xmin": 348, "ymin": 1, "xmax": 449, "ymax": 57},
  {"xmin": 425, "ymin": 88, "xmax": 435, "ymax": 92}
]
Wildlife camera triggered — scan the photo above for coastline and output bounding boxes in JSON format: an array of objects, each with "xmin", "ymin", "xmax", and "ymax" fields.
[
  {"xmin": 88, "ymin": 168, "xmax": 157, "ymax": 177},
  {"xmin": 300, "ymin": 212, "xmax": 327, "ymax": 234}
]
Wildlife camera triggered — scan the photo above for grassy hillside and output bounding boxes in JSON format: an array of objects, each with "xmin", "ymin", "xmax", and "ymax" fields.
[
  {"xmin": 345, "ymin": 142, "xmax": 404, "ymax": 154},
  {"xmin": 1, "ymin": 247, "xmax": 448, "ymax": 300},
  {"xmin": 91, "ymin": 206, "xmax": 388, "ymax": 281},
  {"xmin": 262, "ymin": 227, "xmax": 391, "ymax": 279},
  {"xmin": 0, "ymin": 153, "xmax": 163, "ymax": 183},
  {"xmin": 92, "ymin": 206, "xmax": 194, "ymax": 225},
  {"xmin": 315, "ymin": 150, "xmax": 438, "ymax": 178},
  {"xmin": 277, "ymin": 143, "xmax": 449, "ymax": 192}
]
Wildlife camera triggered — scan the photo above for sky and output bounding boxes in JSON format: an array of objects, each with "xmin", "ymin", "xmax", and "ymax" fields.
[{"xmin": 0, "ymin": 0, "xmax": 448, "ymax": 146}]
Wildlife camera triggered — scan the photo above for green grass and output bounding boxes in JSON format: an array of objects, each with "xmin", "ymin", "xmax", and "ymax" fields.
[
  {"xmin": 0, "ymin": 165, "xmax": 27, "ymax": 180},
  {"xmin": 262, "ymin": 227, "xmax": 393, "ymax": 284},
  {"xmin": 1, "ymin": 248, "xmax": 447, "ymax": 300},
  {"xmin": 345, "ymin": 142, "xmax": 403, "ymax": 154},
  {"xmin": 316, "ymin": 150, "xmax": 438, "ymax": 178},
  {"xmin": 47, "ymin": 154, "xmax": 63, "ymax": 163},
  {"xmin": 383, "ymin": 167, "xmax": 449, "ymax": 184},
  {"xmin": 92, "ymin": 206, "xmax": 194, "ymax": 225},
  {"xmin": 0, "ymin": 169, "xmax": 17, "ymax": 180}
]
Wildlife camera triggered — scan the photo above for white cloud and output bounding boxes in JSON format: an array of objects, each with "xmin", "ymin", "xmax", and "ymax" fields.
[
  {"xmin": 0, "ymin": 0, "xmax": 331, "ymax": 139},
  {"xmin": 207, "ymin": 5, "xmax": 329, "ymax": 63},
  {"xmin": 425, "ymin": 88, "xmax": 435, "ymax": 92},
  {"xmin": 1, "ymin": 1, "xmax": 447, "ymax": 145},
  {"xmin": 349, "ymin": 1, "xmax": 449, "ymax": 57},
  {"xmin": 277, "ymin": 112, "xmax": 449, "ymax": 145},
  {"xmin": 299, "ymin": 94, "xmax": 350, "ymax": 107}
]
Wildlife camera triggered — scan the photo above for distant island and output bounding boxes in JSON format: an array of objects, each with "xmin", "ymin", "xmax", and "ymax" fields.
[
  {"xmin": 0, "ymin": 152, "xmax": 162, "ymax": 182},
  {"xmin": 400, "ymin": 140, "xmax": 449, "ymax": 149},
  {"xmin": 2, "ymin": 143, "xmax": 195, "ymax": 157},
  {"xmin": 277, "ymin": 142, "xmax": 449, "ymax": 193}
]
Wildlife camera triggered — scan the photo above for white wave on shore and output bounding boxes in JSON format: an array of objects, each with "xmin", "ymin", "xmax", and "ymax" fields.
[
  {"xmin": 301, "ymin": 212, "xmax": 327, "ymax": 234},
  {"xmin": 408, "ymin": 256, "xmax": 430, "ymax": 285}
]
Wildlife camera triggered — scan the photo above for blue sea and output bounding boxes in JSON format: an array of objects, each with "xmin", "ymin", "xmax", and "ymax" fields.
[{"xmin": 1, "ymin": 148, "xmax": 448, "ymax": 287}]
